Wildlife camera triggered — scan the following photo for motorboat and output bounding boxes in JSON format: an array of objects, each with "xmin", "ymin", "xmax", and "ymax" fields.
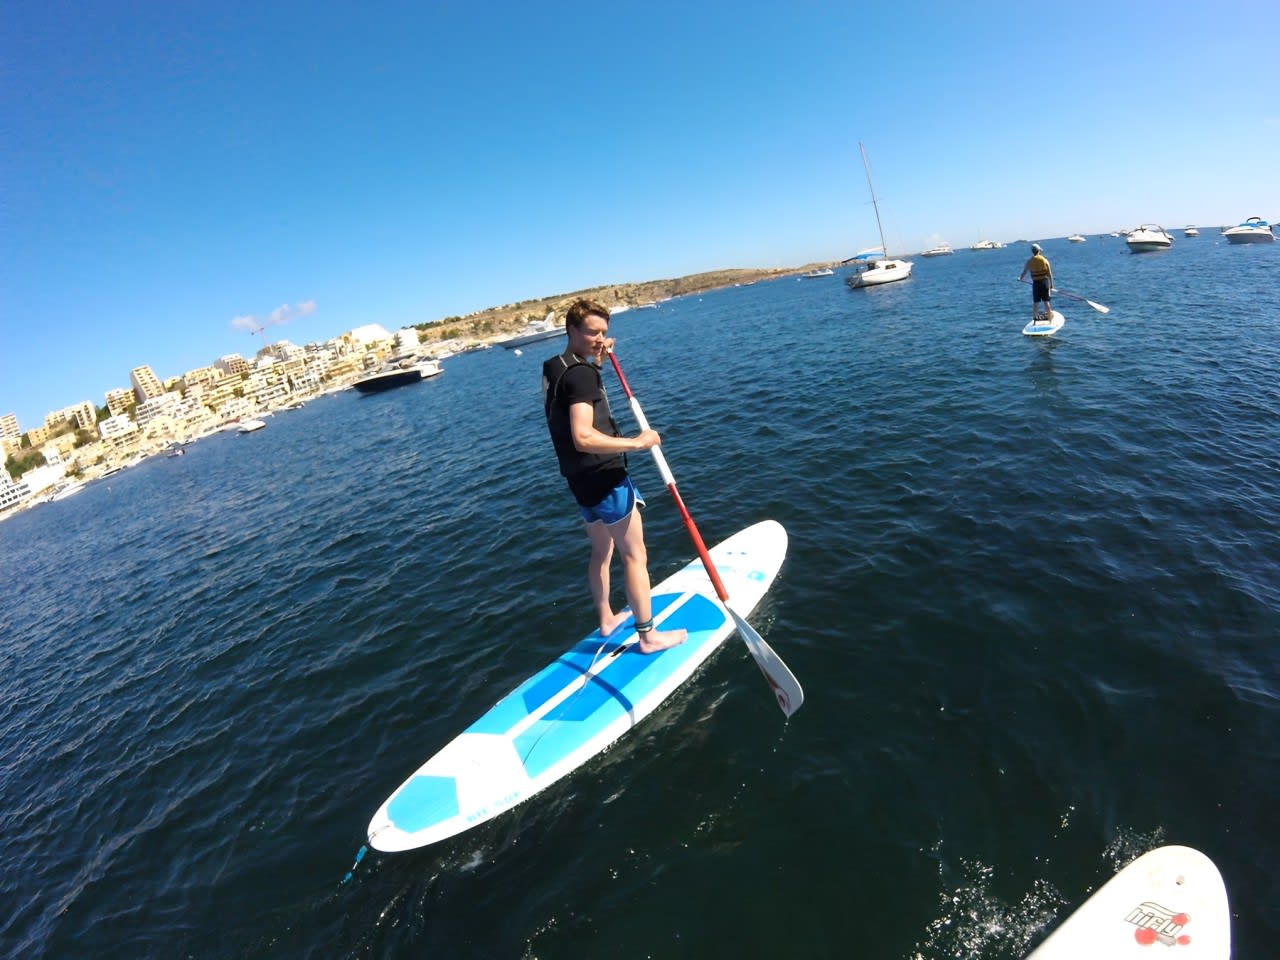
[
  {"xmin": 1067, "ymin": 234, "xmax": 1086, "ymax": 243},
  {"xmin": 1125, "ymin": 224, "xmax": 1173, "ymax": 253},
  {"xmin": 237, "ymin": 419, "xmax": 266, "ymax": 433},
  {"xmin": 500, "ymin": 317, "xmax": 562, "ymax": 350},
  {"xmin": 1222, "ymin": 216, "xmax": 1274, "ymax": 244},
  {"xmin": 353, "ymin": 355, "xmax": 437, "ymax": 391},
  {"xmin": 416, "ymin": 358, "xmax": 443, "ymax": 380},
  {"xmin": 801, "ymin": 267, "xmax": 834, "ymax": 278},
  {"xmin": 48, "ymin": 481, "xmax": 86, "ymax": 502},
  {"xmin": 970, "ymin": 239, "xmax": 1004, "ymax": 250},
  {"xmin": 845, "ymin": 142, "xmax": 912, "ymax": 290},
  {"xmin": 920, "ymin": 243, "xmax": 953, "ymax": 257},
  {"xmin": 1183, "ymin": 225, "xmax": 1199, "ymax": 237}
]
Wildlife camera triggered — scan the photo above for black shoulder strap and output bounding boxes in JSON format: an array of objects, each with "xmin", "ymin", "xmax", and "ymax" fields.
[{"xmin": 543, "ymin": 350, "xmax": 591, "ymax": 418}]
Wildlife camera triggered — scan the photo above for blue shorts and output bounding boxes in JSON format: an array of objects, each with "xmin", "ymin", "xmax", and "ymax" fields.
[
  {"xmin": 579, "ymin": 476, "xmax": 646, "ymax": 525},
  {"xmin": 1032, "ymin": 278, "xmax": 1051, "ymax": 301}
]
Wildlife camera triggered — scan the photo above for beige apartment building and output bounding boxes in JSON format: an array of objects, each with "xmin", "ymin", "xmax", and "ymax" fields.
[
  {"xmin": 130, "ymin": 365, "xmax": 165, "ymax": 404},
  {"xmin": 105, "ymin": 387, "xmax": 134, "ymax": 417}
]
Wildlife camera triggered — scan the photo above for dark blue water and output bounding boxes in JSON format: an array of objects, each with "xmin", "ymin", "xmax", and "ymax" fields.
[{"xmin": 2, "ymin": 235, "xmax": 1277, "ymax": 959}]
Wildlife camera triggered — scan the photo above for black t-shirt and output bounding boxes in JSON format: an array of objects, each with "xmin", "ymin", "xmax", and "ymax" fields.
[{"xmin": 544, "ymin": 355, "xmax": 628, "ymax": 507}]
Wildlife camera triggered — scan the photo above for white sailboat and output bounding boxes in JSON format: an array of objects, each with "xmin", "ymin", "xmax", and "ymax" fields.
[{"xmin": 846, "ymin": 142, "xmax": 913, "ymax": 289}]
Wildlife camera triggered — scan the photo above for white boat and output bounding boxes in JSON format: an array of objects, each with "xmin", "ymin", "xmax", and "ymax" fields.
[
  {"xmin": 920, "ymin": 243, "xmax": 953, "ymax": 257},
  {"xmin": 1067, "ymin": 234, "xmax": 1086, "ymax": 243},
  {"xmin": 1184, "ymin": 225, "xmax": 1199, "ymax": 237},
  {"xmin": 1222, "ymin": 216, "xmax": 1274, "ymax": 244},
  {"xmin": 845, "ymin": 142, "xmax": 913, "ymax": 289},
  {"xmin": 1125, "ymin": 224, "xmax": 1174, "ymax": 252},
  {"xmin": 48, "ymin": 481, "xmax": 86, "ymax": 502},
  {"xmin": 970, "ymin": 239, "xmax": 1004, "ymax": 250},
  {"xmin": 416, "ymin": 358, "xmax": 444, "ymax": 379},
  {"xmin": 801, "ymin": 267, "xmax": 834, "ymax": 278},
  {"xmin": 500, "ymin": 317, "xmax": 562, "ymax": 349},
  {"xmin": 237, "ymin": 419, "xmax": 267, "ymax": 433}
]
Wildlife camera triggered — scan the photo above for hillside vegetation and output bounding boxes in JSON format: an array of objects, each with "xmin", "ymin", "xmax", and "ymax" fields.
[{"xmin": 415, "ymin": 264, "xmax": 825, "ymax": 344}]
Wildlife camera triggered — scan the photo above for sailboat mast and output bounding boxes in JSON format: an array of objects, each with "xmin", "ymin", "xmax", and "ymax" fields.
[{"xmin": 859, "ymin": 141, "xmax": 889, "ymax": 259}]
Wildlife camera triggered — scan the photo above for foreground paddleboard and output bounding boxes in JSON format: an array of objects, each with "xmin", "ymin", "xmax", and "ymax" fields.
[
  {"xmin": 367, "ymin": 519, "xmax": 788, "ymax": 852},
  {"xmin": 1027, "ymin": 845, "xmax": 1230, "ymax": 958},
  {"xmin": 1023, "ymin": 310, "xmax": 1065, "ymax": 336}
]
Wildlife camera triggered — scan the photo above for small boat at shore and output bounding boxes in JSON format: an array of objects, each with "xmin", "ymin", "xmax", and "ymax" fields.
[
  {"xmin": 801, "ymin": 267, "xmax": 834, "ymax": 278},
  {"xmin": 1222, "ymin": 216, "xmax": 1274, "ymax": 244},
  {"xmin": 237, "ymin": 419, "xmax": 266, "ymax": 433},
  {"xmin": 1125, "ymin": 224, "xmax": 1174, "ymax": 253}
]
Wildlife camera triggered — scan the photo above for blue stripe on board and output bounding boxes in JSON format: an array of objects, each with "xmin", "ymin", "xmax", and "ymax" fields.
[
  {"xmin": 513, "ymin": 594, "xmax": 727, "ymax": 779},
  {"xmin": 465, "ymin": 593, "xmax": 684, "ymax": 736}
]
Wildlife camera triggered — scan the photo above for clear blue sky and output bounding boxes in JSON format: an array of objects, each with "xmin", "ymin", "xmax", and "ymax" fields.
[{"xmin": 3, "ymin": 1, "xmax": 1278, "ymax": 431}]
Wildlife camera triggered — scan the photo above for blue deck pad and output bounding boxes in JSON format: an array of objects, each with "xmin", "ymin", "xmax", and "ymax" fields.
[
  {"xmin": 465, "ymin": 593, "xmax": 685, "ymax": 736},
  {"xmin": 386, "ymin": 774, "xmax": 461, "ymax": 834},
  {"xmin": 513, "ymin": 593, "xmax": 728, "ymax": 779}
]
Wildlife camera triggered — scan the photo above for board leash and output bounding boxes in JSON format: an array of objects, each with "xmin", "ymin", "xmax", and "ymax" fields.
[{"xmin": 340, "ymin": 843, "xmax": 369, "ymax": 885}]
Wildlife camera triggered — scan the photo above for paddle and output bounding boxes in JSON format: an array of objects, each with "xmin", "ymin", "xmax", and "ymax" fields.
[
  {"xmin": 606, "ymin": 348, "xmax": 804, "ymax": 718},
  {"xmin": 1018, "ymin": 277, "xmax": 1110, "ymax": 314}
]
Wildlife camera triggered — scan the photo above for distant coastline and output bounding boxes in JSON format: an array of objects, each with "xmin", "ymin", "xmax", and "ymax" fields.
[{"xmin": 415, "ymin": 264, "xmax": 828, "ymax": 346}]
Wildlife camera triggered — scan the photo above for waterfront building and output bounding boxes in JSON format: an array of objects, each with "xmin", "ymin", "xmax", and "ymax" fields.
[
  {"xmin": 135, "ymin": 392, "xmax": 179, "ymax": 429},
  {"xmin": 0, "ymin": 413, "xmax": 19, "ymax": 440},
  {"xmin": 350, "ymin": 323, "xmax": 394, "ymax": 349},
  {"xmin": 292, "ymin": 365, "xmax": 325, "ymax": 394},
  {"xmin": 395, "ymin": 327, "xmax": 420, "ymax": 355},
  {"xmin": 18, "ymin": 462, "xmax": 66, "ymax": 497},
  {"xmin": 71, "ymin": 401, "xmax": 96, "ymax": 430},
  {"xmin": 217, "ymin": 396, "xmax": 256, "ymax": 423},
  {"xmin": 105, "ymin": 388, "xmax": 134, "ymax": 417},
  {"xmin": 0, "ymin": 470, "xmax": 32, "ymax": 512},
  {"xmin": 130, "ymin": 365, "xmax": 165, "ymax": 404},
  {"xmin": 216, "ymin": 354, "xmax": 251, "ymax": 377},
  {"xmin": 180, "ymin": 366, "xmax": 221, "ymax": 392},
  {"xmin": 26, "ymin": 424, "xmax": 53, "ymax": 447},
  {"xmin": 46, "ymin": 401, "xmax": 96, "ymax": 431},
  {"xmin": 99, "ymin": 414, "xmax": 139, "ymax": 442}
]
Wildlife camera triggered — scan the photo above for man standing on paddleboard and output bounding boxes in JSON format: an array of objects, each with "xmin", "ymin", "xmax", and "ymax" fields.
[
  {"xmin": 542, "ymin": 299, "xmax": 687, "ymax": 654},
  {"xmin": 1019, "ymin": 243, "xmax": 1054, "ymax": 323}
]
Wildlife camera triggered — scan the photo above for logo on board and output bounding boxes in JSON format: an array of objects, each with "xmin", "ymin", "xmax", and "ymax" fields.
[{"xmin": 1126, "ymin": 901, "xmax": 1192, "ymax": 947}]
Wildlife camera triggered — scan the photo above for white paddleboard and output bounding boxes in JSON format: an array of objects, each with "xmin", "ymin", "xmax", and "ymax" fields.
[
  {"xmin": 1027, "ymin": 845, "xmax": 1230, "ymax": 958},
  {"xmin": 367, "ymin": 519, "xmax": 788, "ymax": 852},
  {"xmin": 1023, "ymin": 310, "xmax": 1065, "ymax": 337}
]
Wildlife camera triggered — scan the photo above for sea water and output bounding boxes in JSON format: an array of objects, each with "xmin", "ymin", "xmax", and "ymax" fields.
[{"xmin": 1, "ymin": 234, "xmax": 1277, "ymax": 958}]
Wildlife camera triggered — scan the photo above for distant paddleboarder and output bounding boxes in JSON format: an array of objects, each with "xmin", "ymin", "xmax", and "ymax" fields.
[
  {"xmin": 1019, "ymin": 243, "xmax": 1054, "ymax": 323},
  {"xmin": 542, "ymin": 299, "xmax": 687, "ymax": 654}
]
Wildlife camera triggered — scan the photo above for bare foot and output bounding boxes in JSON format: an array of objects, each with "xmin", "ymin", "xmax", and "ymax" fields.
[
  {"xmin": 638, "ymin": 628, "xmax": 687, "ymax": 654},
  {"xmin": 599, "ymin": 611, "xmax": 630, "ymax": 637}
]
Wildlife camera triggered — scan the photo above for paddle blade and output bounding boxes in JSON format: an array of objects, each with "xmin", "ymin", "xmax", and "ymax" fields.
[
  {"xmin": 726, "ymin": 605, "xmax": 804, "ymax": 717},
  {"xmin": 1086, "ymin": 300, "xmax": 1111, "ymax": 314}
]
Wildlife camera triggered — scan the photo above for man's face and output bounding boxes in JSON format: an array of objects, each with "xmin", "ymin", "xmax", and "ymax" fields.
[{"xmin": 568, "ymin": 313, "xmax": 609, "ymax": 359}]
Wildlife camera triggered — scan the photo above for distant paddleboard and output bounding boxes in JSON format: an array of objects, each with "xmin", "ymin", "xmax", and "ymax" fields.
[
  {"xmin": 1023, "ymin": 310, "xmax": 1065, "ymax": 337},
  {"xmin": 1027, "ymin": 845, "xmax": 1230, "ymax": 958},
  {"xmin": 366, "ymin": 520, "xmax": 788, "ymax": 852}
]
